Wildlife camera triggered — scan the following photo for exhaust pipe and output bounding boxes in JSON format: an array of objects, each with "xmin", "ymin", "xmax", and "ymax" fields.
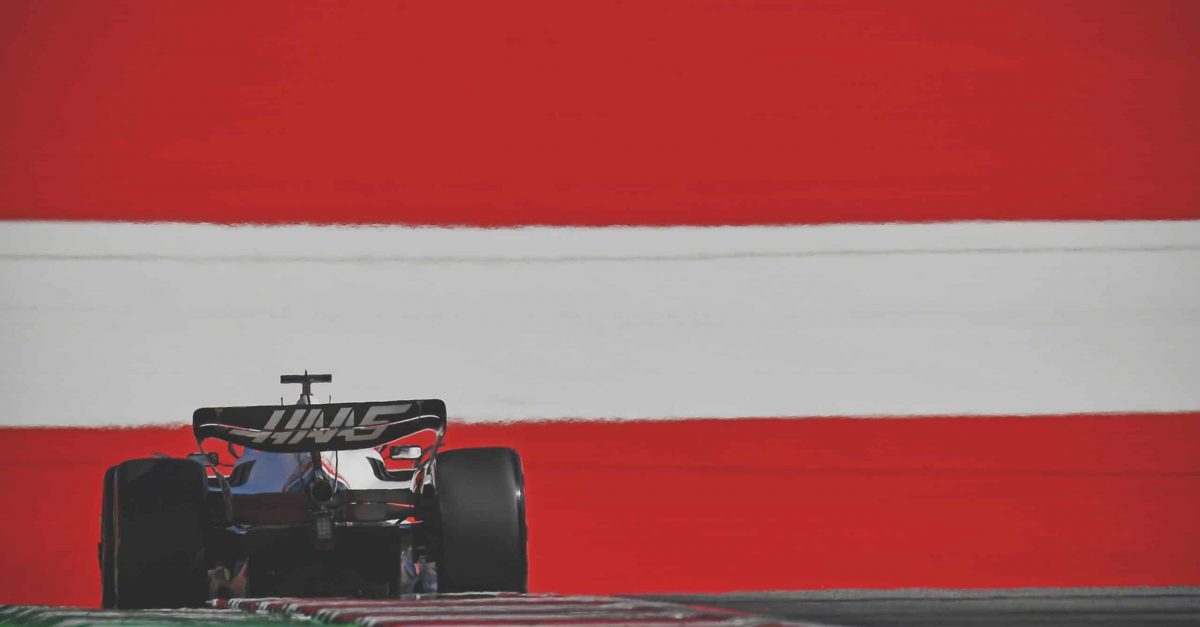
[{"xmin": 309, "ymin": 477, "xmax": 335, "ymax": 504}]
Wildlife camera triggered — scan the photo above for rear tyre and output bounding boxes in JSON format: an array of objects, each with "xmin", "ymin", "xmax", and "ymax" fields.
[
  {"xmin": 112, "ymin": 458, "xmax": 209, "ymax": 608},
  {"xmin": 99, "ymin": 466, "xmax": 116, "ymax": 609},
  {"xmin": 434, "ymin": 447, "xmax": 527, "ymax": 592}
]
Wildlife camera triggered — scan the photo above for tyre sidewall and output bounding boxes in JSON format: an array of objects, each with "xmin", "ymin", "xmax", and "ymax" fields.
[{"xmin": 100, "ymin": 466, "xmax": 116, "ymax": 609}]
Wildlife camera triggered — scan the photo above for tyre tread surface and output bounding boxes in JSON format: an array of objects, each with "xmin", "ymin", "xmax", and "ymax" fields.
[
  {"xmin": 435, "ymin": 447, "xmax": 527, "ymax": 593},
  {"xmin": 113, "ymin": 458, "xmax": 209, "ymax": 609}
]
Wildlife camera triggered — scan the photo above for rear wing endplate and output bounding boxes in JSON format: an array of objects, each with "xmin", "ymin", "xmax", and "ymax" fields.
[{"xmin": 193, "ymin": 399, "xmax": 446, "ymax": 453}]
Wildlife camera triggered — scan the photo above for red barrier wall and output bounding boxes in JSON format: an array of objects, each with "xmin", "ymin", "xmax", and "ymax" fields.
[
  {"xmin": 3, "ymin": 413, "xmax": 1198, "ymax": 606},
  {"xmin": 3, "ymin": 0, "xmax": 1199, "ymax": 225}
]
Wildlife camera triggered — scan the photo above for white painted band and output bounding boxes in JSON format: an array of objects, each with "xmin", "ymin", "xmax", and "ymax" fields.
[{"xmin": 1, "ymin": 220, "xmax": 1197, "ymax": 425}]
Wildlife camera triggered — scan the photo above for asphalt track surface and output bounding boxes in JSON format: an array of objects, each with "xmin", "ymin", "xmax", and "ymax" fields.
[
  {"xmin": 4, "ymin": 589, "xmax": 1200, "ymax": 625},
  {"xmin": 645, "ymin": 587, "xmax": 1200, "ymax": 626}
]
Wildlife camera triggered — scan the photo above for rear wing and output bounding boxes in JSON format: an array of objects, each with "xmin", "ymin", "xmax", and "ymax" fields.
[{"xmin": 193, "ymin": 399, "xmax": 446, "ymax": 453}]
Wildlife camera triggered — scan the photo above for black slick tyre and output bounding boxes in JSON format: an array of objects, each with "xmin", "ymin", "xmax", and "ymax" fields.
[
  {"xmin": 112, "ymin": 458, "xmax": 209, "ymax": 608},
  {"xmin": 434, "ymin": 447, "xmax": 528, "ymax": 592}
]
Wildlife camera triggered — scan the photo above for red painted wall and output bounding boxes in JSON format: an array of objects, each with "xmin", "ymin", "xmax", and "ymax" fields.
[
  {"xmin": 3, "ymin": 414, "xmax": 1198, "ymax": 606},
  {"xmin": 3, "ymin": 1, "xmax": 1199, "ymax": 226}
]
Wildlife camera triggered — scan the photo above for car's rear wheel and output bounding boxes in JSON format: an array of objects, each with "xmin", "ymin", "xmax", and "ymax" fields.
[
  {"xmin": 433, "ymin": 447, "xmax": 527, "ymax": 592},
  {"xmin": 112, "ymin": 458, "xmax": 209, "ymax": 608}
]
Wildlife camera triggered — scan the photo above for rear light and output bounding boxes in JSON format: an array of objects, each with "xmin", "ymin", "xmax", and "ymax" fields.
[{"xmin": 314, "ymin": 512, "xmax": 334, "ymax": 543}]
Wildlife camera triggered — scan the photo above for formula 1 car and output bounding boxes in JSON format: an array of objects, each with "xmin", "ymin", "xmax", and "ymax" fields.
[{"xmin": 98, "ymin": 373, "xmax": 527, "ymax": 609}]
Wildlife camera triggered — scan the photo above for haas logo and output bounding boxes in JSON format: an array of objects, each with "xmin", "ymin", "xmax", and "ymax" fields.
[{"xmin": 229, "ymin": 403, "xmax": 412, "ymax": 446}]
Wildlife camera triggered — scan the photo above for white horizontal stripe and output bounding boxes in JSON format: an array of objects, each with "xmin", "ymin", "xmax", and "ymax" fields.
[
  {"xmin": 1, "ymin": 220, "xmax": 1198, "ymax": 426},
  {"xmin": 3, "ymin": 220, "xmax": 1200, "ymax": 261}
]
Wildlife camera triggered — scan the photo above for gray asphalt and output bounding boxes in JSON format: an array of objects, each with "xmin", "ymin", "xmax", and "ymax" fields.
[
  {"xmin": 6, "ymin": 589, "xmax": 1198, "ymax": 625},
  {"xmin": 639, "ymin": 587, "xmax": 1200, "ymax": 627}
]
